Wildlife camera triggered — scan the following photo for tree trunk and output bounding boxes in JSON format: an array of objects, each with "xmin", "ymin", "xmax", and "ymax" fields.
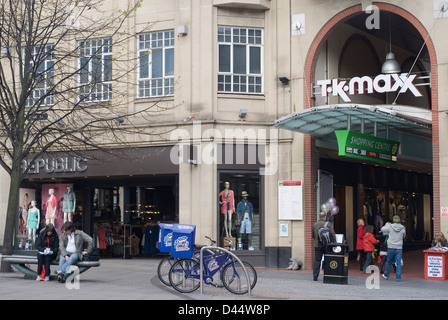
[{"xmin": 0, "ymin": 165, "xmax": 22, "ymax": 272}]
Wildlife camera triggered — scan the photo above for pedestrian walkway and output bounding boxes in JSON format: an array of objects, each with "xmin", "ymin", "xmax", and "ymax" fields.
[{"xmin": 0, "ymin": 251, "xmax": 446, "ymax": 301}]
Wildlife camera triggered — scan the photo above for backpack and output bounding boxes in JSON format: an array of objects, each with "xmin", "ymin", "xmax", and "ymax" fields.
[{"xmin": 318, "ymin": 222, "xmax": 332, "ymax": 246}]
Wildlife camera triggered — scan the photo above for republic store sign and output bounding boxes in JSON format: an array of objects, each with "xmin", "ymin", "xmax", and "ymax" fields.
[
  {"xmin": 334, "ymin": 130, "xmax": 400, "ymax": 164},
  {"xmin": 316, "ymin": 73, "xmax": 422, "ymax": 102}
]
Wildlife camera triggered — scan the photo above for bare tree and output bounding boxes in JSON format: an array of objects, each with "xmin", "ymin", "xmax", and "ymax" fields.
[{"xmin": 0, "ymin": 0, "xmax": 177, "ymax": 266}]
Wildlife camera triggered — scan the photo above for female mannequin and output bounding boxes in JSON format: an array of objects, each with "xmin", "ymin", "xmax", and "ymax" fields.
[
  {"xmin": 219, "ymin": 182, "xmax": 235, "ymax": 238},
  {"xmin": 63, "ymin": 185, "xmax": 76, "ymax": 222},
  {"xmin": 27, "ymin": 200, "xmax": 40, "ymax": 244},
  {"xmin": 46, "ymin": 188, "xmax": 57, "ymax": 225}
]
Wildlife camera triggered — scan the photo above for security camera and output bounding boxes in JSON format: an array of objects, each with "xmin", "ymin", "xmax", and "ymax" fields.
[{"xmin": 239, "ymin": 108, "xmax": 248, "ymax": 118}]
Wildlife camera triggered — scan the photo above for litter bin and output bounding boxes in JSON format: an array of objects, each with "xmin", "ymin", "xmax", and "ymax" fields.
[
  {"xmin": 158, "ymin": 223, "xmax": 175, "ymax": 253},
  {"xmin": 171, "ymin": 224, "xmax": 196, "ymax": 259},
  {"xmin": 323, "ymin": 243, "xmax": 349, "ymax": 284}
]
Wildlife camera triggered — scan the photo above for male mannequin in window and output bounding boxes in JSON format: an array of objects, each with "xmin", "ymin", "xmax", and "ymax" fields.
[
  {"xmin": 46, "ymin": 188, "xmax": 57, "ymax": 226},
  {"xmin": 63, "ymin": 185, "xmax": 76, "ymax": 223},
  {"xmin": 236, "ymin": 191, "xmax": 254, "ymax": 250},
  {"xmin": 219, "ymin": 182, "xmax": 234, "ymax": 238}
]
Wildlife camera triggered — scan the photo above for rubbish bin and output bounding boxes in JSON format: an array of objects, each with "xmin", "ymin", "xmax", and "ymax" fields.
[
  {"xmin": 171, "ymin": 224, "xmax": 196, "ymax": 259},
  {"xmin": 158, "ymin": 223, "xmax": 175, "ymax": 253},
  {"xmin": 323, "ymin": 243, "xmax": 349, "ymax": 284}
]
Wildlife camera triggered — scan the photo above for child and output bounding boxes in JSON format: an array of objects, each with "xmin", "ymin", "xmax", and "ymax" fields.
[
  {"xmin": 378, "ymin": 232, "xmax": 388, "ymax": 274},
  {"xmin": 362, "ymin": 225, "xmax": 378, "ymax": 273}
]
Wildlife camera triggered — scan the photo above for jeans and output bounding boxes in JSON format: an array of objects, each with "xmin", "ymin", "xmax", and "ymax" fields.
[
  {"xmin": 384, "ymin": 248, "xmax": 402, "ymax": 280},
  {"xmin": 363, "ymin": 251, "xmax": 374, "ymax": 272},
  {"xmin": 58, "ymin": 252, "xmax": 79, "ymax": 276}
]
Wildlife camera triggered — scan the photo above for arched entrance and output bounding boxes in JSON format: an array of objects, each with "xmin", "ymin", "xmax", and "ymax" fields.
[{"xmin": 301, "ymin": 3, "xmax": 438, "ymax": 270}]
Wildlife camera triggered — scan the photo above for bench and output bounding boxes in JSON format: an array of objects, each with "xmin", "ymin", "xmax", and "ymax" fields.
[{"xmin": 1, "ymin": 255, "xmax": 100, "ymax": 279}]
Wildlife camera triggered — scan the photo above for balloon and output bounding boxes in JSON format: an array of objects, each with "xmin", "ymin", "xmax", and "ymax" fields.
[
  {"xmin": 321, "ymin": 203, "xmax": 330, "ymax": 213},
  {"xmin": 327, "ymin": 197, "xmax": 336, "ymax": 209},
  {"xmin": 330, "ymin": 205, "xmax": 339, "ymax": 216}
]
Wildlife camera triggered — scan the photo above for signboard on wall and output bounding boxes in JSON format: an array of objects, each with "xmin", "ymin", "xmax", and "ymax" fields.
[
  {"xmin": 335, "ymin": 130, "xmax": 400, "ymax": 164},
  {"xmin": 278, "ymin": 181, "xmax": 303, "ymax": 220}
]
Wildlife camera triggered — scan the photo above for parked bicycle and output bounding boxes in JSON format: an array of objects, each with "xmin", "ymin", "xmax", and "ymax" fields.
[{"xmin": 168, "ymin": 236, "xmax": 257, "ymax": 294}]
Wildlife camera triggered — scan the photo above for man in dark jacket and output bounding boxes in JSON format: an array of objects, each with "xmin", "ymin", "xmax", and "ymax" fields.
[{"xmin": 311, "ymin": 212, "xmax": 336, "ymax": 281}]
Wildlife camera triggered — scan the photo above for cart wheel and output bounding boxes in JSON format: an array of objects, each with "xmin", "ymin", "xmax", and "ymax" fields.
[
  {"xmin": 169, "ymin": 259, "xmax": 201, "ymax": 293},
  {"xmin": 157, "ymin": 256, "xmax": 178, "ymax": 286},
  {"xmin": 222, "ymin": 261, "xmax": 257, "ymax": 295}
]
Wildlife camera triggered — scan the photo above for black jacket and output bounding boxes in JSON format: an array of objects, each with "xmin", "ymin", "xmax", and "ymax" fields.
[{"xmin": 36, "ymin": 230, "xmax": 59, "ymax": 258}]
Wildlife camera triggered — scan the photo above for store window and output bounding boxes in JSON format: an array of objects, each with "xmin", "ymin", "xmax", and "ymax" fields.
[
  {"xmin": 217, "ymin": 26, "xmax": 263, "ymax": 94},
  {"xmin": 218, "ymin": 172, "xmax": 261, "ymax": 251},
  {"xmin": 138, "ymin": 30, "xmax": 175, "ymax": 98}
]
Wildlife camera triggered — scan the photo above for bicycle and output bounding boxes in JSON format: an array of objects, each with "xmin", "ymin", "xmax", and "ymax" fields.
[
  {"xmin": 168, "ymin": 236, "xmax": 257, "ymax": 295},
  {"xmin": 157, "ymin": 236, "xmax": 217, "ymax": 286}
]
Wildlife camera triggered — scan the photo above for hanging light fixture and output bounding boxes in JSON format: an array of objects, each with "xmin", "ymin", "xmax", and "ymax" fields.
[{"xmin": 381, "ymin": 14, "xmax": 401, "ymax": 74}]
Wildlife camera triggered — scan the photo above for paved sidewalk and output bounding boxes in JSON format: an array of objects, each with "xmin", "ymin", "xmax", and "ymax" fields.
[{"xmin": 0, "ymin": 255, "xmax": 447, "ymax": 300}]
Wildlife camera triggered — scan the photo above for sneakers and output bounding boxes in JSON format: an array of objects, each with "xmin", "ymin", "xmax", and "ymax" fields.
[
  {"xmin": 36, "ymin": 276, "xmax": 50, "ymax": 281},
  {"xmin": 57, "ymin": 274, "xmax": 66, "ymax": 283},
  {"xmin": 382, "ymin": 274, "xmax": 388, "ymax": 280}
]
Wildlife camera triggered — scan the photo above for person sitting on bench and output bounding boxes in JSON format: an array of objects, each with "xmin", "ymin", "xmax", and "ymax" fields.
[
  {"xmin": 36, "ymin": 223, "xmax": 59, "ymax": 281},
  {"xmin": 57, "ymin": 221, "xmax": 93, "ymax": 283}
]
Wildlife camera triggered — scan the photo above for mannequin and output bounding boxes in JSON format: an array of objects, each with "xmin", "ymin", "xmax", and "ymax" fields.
[
  {"xmin": 45, "ymin": 188, "xmax": 57, "ymax": 225},
  {"xmin": 63, "ymin": 185, "xmax": 76, "ymax": 222},
  {"xmin": 236, "ymin": 191, "xmax": 254, "ymax": 250},
  {"xmin": 27, "ymin": 200, "xmax": 40, "ymax": 245},
  {"xmin": 219, "ymin": 182, "xmax": 234, "ymax": 238}
]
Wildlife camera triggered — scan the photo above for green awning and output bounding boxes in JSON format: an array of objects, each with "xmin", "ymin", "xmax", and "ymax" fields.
[{"xmin": 274, "ymin": 104, "xmax": 431, "ymax": 137}]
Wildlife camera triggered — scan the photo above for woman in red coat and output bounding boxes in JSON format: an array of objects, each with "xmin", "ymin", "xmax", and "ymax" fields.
[{"xmin": 356, "ymin": 218, "xmax": 365, "ymax": 271}]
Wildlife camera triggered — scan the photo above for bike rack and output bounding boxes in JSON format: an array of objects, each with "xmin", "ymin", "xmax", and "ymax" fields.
[{"xmin": 199, "ymin": 246, "xmax": 252, "ymax": 296}]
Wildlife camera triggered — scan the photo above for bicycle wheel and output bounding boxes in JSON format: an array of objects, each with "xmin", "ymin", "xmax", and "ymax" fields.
[
  {"xmin": 169, "ymin": 258, "xmax": 201, "ymax": 293},
  {"xmin": 157, "ymin": 256, "xmax": 178, "ymax": 286},
  {"xmin": 221, "ymin": 260, "xmax": 257, "ymax": 295}
]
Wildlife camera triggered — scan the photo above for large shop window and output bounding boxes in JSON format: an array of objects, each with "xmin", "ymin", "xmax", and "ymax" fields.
[{"xmin": 218, "ymin": 172, "xmax": 261, "ymax": 251}]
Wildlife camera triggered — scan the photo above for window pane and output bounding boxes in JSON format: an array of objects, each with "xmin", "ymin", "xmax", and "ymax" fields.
[
  {"xmin": 104, "ymin": 55, "xmax": 112, "ymax": 81},
  {"xmin": 249, "ymin": 47, "xmax": 261, "ymax": 74},
  {"xmin": 219, "ymin": 45, "xmax": 230, "ymax": 72},
  {"xmin": 233, "ymin": 45, "xmax": 246, "ymax": 74},
  {"xmin": 165, "ymin": 48, "xmax": 174, "ymax": 76},
  {"xmin": 80, "ymin": 57, "xmax": 89, "ymax": 84},
  {"xmin": 152, "ymin": 49, "xmax": 163, "ymax": 78},
  {"xmin": 139, "ymin": 52, "xmax": 149, "ymax": 79},
  {"xmin": 92, "ymin": 56, "xmax": 101, "ymax": 83}
]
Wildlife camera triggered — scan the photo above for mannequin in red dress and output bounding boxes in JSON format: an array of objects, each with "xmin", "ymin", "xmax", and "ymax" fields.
[{"xmin": 46, "ymin": 188, "xmax": 57, "ymax": 226}]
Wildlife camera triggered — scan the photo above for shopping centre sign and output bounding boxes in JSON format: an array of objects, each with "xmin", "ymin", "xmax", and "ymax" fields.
[
  {"xmin": 316, "ymin": 73, "xmax": 422, "ymax": 102},
  {"xmin": 334, "ymin": 130, "xmax": 400, "ymax": 164}
]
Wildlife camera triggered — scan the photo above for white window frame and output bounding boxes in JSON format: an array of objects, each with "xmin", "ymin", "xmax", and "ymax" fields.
[
  {"xmin": 137, "ymin": 30, "xmax": 175, "ymax": 98},
  {"xmin": 78, "ymin": 38, "xmax": 112, "ymax": 103},
  {"xmin": 217, "ymin": 26, "xmax": 264, "ymax": 94},
  {"xmin": 26, "ymin": 44, "xmax": 55, "ymax": 107}
]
